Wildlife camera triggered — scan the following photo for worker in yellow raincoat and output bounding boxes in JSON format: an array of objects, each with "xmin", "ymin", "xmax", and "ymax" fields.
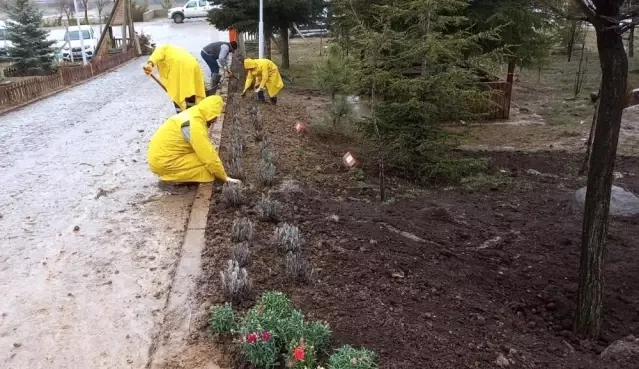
[
  {"xmin": 147, "ymin": 95, "xmax": 242, "ymax": 194},
  {"xmin": 241, "ymin": 58, "xmax": 284, "ymax": 105},
  {"xmin": 143, "ymin": 44, "xmax": 207, "ymax": 114}
]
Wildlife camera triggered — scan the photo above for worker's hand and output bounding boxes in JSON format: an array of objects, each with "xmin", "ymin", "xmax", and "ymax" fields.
[
  {"xmin": 254, "ymin": 87, "xmax": 262, "ymax": 94},
  {"xmin": 226, "ymin": 177, "xmax": 242, "ymax": 184},
  {"xmin": 143, "ymin": 61, "xmax": 153, "ymax": 75}
]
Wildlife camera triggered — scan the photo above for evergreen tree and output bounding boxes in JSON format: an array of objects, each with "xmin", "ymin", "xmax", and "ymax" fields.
[
  {"xmin": 342, "ymin": 0, "xmax": 500, "ymax": 182},
  {"xmin": 7, "ymin": 0, "xmax": 56, "ymax": 74}
]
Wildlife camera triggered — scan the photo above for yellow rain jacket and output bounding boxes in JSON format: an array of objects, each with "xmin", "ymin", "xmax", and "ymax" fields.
[
  {"xmin": 243, "ymin": 58, "xmax": 284, "ymax": 97},
  {"xmin": 147, "ymin": 95, "xmax": 229, "ymax": 183},
  {"xmin": 148, "ymin": 44, "xmax": 206, "ymax": 111}
]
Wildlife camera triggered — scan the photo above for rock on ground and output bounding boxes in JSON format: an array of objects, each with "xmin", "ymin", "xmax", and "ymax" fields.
[
  {"xmin": 572, "ymin": 185, "xmax": 639, "ymax": 217},
  {"xmin": 601, "ymin": 335, "xmax": 639, "ymax": 362}
]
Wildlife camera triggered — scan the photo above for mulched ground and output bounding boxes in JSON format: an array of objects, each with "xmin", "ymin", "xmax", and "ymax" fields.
[{"xmin": 198, "ymin": 89, "xmax": 639, "ymax": 369}]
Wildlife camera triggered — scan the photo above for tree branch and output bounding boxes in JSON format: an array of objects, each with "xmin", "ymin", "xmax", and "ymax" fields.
[{"xmin": 535, "ymin": 0, "xmax": 588, "ymax": 21}]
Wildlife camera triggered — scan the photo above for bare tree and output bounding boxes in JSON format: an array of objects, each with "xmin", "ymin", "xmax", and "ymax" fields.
[
  {"xmin": 80, "ymin": 0, "xmax": 90, "ymax": 24},
  {"xmin": 95, "ymin": 0, "xmax": 110, "ymax": 32},
  {"xmin": 57, "ymin": 0, "xmax": 75, "ymax": 26}
]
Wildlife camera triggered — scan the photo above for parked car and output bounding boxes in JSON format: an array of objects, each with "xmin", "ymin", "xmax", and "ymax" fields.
[
  {"xmin": 61, "ymin": 25, "xmax": 98, "ymax": 62},
  {"xmin": 168, "ymin": 0, "xmax": 218, "ymax": 23}
]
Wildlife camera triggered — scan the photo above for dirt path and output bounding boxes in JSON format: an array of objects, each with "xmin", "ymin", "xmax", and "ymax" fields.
[{"xmin": 0, "ymin": 21, "xmax": 228, "ymax": 369}]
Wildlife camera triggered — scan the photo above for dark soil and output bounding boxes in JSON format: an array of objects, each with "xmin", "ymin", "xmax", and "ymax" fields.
[{"xmin": 200, "ymin": 89, "xmax": 639, "ymax": 369}]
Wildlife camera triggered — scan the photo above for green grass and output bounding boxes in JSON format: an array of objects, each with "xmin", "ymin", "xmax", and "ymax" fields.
[{"xmin": 245, "ymin": 37, "xmax": 327, "ymax": 90}]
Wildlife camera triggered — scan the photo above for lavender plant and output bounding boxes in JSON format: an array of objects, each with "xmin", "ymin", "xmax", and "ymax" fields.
[
  {"xmin": 232, "ymin": 218, "xmax": 255, "ymax": 243},
  {"xmin": 231, "ymin": 241, "xmax": 251, "ymax": 267},
  {"xmin": 256, "ymin": 194, "xmax": 282, "ymax": 222},
  {"xmin": 273, "ymin": 223, "xmax": 303, "ymax": 252},
  {"xmin": 219, "ymin": 259, "xmax": 251, "ymax": 302}
]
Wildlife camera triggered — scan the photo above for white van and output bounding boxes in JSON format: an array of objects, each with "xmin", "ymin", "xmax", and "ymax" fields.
[
  {"xmin": 168, "ymin": 0, "xmax": 218, "ymax": 23},
  {"xmin": 62, "ymin": 25, "xmax": 98, "ymax": 62}
]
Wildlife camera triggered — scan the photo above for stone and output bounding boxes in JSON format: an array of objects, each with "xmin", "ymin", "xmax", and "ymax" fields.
[
  {"xmin": 572, "ymin": 185, "xmax": 639, "ymax": 217},
  {"xmin": 601, "ymin": 335, "xmax": 639, "ymax": 362},
  {"xmin": 495, "ymin": 353, "xmax": 510, "ymax": 367}
]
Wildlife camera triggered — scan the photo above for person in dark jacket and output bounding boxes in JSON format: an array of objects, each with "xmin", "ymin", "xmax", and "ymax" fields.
[{"xmin": 200, "ymin": 41, "xmax": 238, "ymax": 88}]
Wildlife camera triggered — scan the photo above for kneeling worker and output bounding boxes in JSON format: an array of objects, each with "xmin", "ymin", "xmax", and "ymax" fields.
[
  {"xmin": 201, "ymin": 40, "xmax": 238, "ymax": 88},
  {"xmin": 148, "ymin": 95, "xmax": 242, "ymax": 193},
  {"xmin": 241, "ymin": 58, "xmax": 284, "ymax": 105},
  {"xmin": 143, "ymin": 44, "xmax": 206, "ymax": 114}
]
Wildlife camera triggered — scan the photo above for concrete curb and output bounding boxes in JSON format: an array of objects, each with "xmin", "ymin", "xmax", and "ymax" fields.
[
  {"xmin": 0, "ymin": 56, "xmax": 140, "ymax": 117},
  {"xmin": 147, "ymin": 57, "xmax": 232, "ymax": 369}
]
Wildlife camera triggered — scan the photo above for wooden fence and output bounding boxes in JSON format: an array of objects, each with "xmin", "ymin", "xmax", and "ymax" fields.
[{"xmin": 0, "ymin": 48, "xmax": 137, "ymax": 110}]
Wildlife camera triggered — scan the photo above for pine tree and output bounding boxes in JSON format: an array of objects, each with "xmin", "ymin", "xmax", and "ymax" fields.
[
  {"xmin": 343, "ymin": 0, "xmax": 499, "ymax": 182},
  {"xmin": 7, "ymin": 0, "xmax": 56, "ymax": 74}
]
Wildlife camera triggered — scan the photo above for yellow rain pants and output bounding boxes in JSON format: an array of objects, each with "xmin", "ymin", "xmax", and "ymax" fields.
[
  {"xmin": 243, "ymin": 58, "xmax": 284, "ymax": 97},
  {"xmin": 148, "ymin": 44, "xmax": 206, "ymax": 111},
  {"xmin": 147, "ymin": 95, "xmax": 229, "ymax": 183}
]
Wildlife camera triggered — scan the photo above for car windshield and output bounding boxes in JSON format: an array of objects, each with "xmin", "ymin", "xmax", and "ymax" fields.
[
  {"xmin": 0, "ymin": 29, "xmax": 6, "ymax": 41},
  {"xmin": 67, "ymin": 30, "xmax": 91, "ymax": 40}
]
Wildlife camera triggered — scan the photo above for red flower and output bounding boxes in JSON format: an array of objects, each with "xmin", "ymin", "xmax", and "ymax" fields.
[
  {"xmin": 293, "ymin": 345, "xmax": 305, "ymax": 361},
  {"xmin": 246, "ymin": 333, "xmax": 258, "ymax": 344},
  {"xmin": 261, "ymin": 331, "xmax": 271, "ymax": 342}
]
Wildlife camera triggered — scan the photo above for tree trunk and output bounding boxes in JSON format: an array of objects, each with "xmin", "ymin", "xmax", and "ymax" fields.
[
  {"xmin": 265, "ymin": 29, "xmax": 272, "ymax": 60},
  {"xmin": 280, "ymin": 24, "xmax": 290, "ymax": 69},
  {"xmin": 84, "ymin": 8, "xmax": 89, "ymax": 25},
  {"xmin": 504, "ymin": 59, "xmax": 515, "ymax": 119},
  {"xmin": 568, "ymin": 21, "xmax": 577, "ymax": 62},
  {"xmin": 629, "ymin": 25, "xmax": 635, "ymax": 58},
  {"xmin": 574, "ymin": 26, "xmax": 628, "ymax": 338},
  {"xmin": 579, "ymin": 98, "xmax": 599, "ymax": 175}
]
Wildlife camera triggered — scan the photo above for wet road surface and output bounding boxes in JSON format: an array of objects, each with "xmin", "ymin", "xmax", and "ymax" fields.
[{"xmin": 0, "ymin": 20, "xmax": 227, "ymax": 369}]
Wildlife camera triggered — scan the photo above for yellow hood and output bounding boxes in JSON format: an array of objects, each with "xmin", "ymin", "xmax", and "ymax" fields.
[
  {"xmin": 244, "ymin": 58, "xmax": 258, "ymax": 69},
  {"xmin": 189, "ymin": 95, "xmax": 224, "ymax": 123}
]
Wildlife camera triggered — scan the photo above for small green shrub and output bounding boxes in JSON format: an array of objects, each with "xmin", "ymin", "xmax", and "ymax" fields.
[
  {"xmin": 328, "ymin": 346, "xmax": 378, "ymax": 369},
  {"xmin": 209, "ymin": 303, "xmax": 236, "ymax": 333},
  {"xmin": 304, "ymin": 320, "xmax": 332, "ymax": 352}
]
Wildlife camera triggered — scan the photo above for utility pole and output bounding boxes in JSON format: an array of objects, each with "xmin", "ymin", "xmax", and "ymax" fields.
[
  {"xmin": 72, "ymin": 0, "xmax": 87, "ymax": 64},
  {"xmin": 258, "ymin": 0, "xmax": 264, "ymax": 58}
]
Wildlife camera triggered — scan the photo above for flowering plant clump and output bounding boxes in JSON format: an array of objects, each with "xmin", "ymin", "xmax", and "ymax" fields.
[
  {"xmin": 286, "ymin": 338, "xmax": 317, "ymax": 369},
  {"xmin": 240, "ymin": 328, "xmax": 279, "ymax": 368},
  {"xmin": 327, "ymin": 346, "xmax": 378, "ymax": 369},
  {"xmin": 209, "ymin": 303, "xmax": 236, "ymax": 333},
  {"xmin": 235, "ymin": 292, "xmax": 334, "ymax": 369}
]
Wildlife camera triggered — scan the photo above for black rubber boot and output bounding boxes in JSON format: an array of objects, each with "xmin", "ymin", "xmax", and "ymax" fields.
[{"xmin": 270, "ymin": 96, "xmax": 277, "ymax": 105}]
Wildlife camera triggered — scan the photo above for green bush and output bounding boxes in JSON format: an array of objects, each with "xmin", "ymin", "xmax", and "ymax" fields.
[
  {"xmin": 209, "ymin": 303, "xmax": 236, "ymax": 333},
  {"xmin": 328, "ymin": 346, "xmax": 378, "ymax": 369}
]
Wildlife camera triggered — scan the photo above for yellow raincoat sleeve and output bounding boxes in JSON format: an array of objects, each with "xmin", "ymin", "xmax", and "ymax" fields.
[
  {"xmin": 148, "ymin": 45, "xmax": 167, "ymax": 65},
  {"xmin": 243, "ymin": 72, "xmax": 254, "ymax": 93},
  {"xmin": 189, "ymin": 123, "xmax": 229, "ymax": 182}
]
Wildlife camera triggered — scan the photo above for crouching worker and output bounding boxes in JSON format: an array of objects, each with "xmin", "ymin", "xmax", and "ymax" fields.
[
  {"xmin": 241, "ymin": 58, "xmax": 284, "ymax": 105},
  {"xmin": 147, "ymin": 95, "xmax": 242, "ymax": 194},
  {"xmin": 143, "ymin": 44, "xmax": 206, "ymax": 114}
]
